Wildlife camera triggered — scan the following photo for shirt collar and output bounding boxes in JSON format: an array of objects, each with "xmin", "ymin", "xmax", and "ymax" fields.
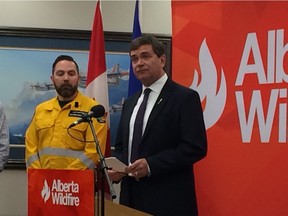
[
  {"xmin": 46, "ymin": 91, "xmax": 82, "ymax": 110},
  {"xmin": 142, "ymin": 73, "xmax": 168, "ymax": 94}
]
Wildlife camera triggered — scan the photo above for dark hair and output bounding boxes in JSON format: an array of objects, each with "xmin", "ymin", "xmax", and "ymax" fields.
[
  {"xmin": 52, "ymin": 55, "xmax": 79, "ymax": 74},
  {"xmin": 129, "ymin": 35, "xmax": 165, "ymax": 57}
]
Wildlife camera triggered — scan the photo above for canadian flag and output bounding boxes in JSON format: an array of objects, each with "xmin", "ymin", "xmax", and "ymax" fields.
[{"xmin": 85, "ymin": 0, "xmax": 110, "ymax": 157}]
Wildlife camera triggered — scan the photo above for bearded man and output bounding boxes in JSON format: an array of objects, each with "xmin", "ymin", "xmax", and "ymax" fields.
[{"xmin": 25, "ymin": 55, "xmax": 107, "ymax": 170}]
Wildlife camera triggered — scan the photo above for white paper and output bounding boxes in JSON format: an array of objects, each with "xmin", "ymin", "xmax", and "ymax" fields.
[{"xmin": 105, "ymin": 157, "xmax": 127, "ymax": 172}]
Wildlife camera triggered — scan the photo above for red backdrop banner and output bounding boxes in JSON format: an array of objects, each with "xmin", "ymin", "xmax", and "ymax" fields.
[
  {"xmin": 172, "ymin": 1, "xmax": 288, "ymax": 215},
  {"xmin": 28, "ymin": 169, "xmax": 94, "ymax": 216}
]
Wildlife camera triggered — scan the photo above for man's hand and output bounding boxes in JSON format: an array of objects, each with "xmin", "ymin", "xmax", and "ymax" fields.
[
  {"xmin": 125, "ymin": 158, "xmax": 149, "ymax": 179},
  {"xmin": 107, "ymin": 169, "xmax": 126, "ymax": 182}
]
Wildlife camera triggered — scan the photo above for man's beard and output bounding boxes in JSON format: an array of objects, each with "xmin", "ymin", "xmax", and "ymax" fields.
[{"xmin": 54, "ymin": 83, "xmax": 78, "ymax": 99}]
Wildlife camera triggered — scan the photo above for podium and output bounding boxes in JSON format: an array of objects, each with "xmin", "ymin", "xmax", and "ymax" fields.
[
  {"xmin": 28, "ymin": 169, "xmax": 95, "ymax": 216},
  {"xmin": 95, "ymin": 198, "xmax": 151, "ymax": 216},
  {"xmin": 28, "ymin": 169, "xmax": 151, "ymax": 216}
]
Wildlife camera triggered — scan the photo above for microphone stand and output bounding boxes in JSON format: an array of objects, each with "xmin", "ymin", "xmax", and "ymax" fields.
[{"xmin": 87, "ymin": 117, "xmax": 116, "ymax": 216}]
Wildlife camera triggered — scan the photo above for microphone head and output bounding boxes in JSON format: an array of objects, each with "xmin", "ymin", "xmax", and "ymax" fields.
[{"xmin": 90, "ymin": 105, "xmax": 105, "ymax": 118}]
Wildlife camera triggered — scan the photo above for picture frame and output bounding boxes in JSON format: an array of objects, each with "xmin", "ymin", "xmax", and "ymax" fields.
[{"xmin": 0, "ymin": 27, "xmax": 172, "ymax": 169}]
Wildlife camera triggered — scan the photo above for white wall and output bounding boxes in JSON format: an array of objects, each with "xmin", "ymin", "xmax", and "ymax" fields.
[
  {"xmin": 0, "ymin": 1, "xmax": 172, "ymax": 35},
  {"xmin": 0, "ymin": 1, "xmax": 171, "ymax": 215},
  {"xmin": 0, "ymin": 170, "xmax": 27, "ymax": 216}
]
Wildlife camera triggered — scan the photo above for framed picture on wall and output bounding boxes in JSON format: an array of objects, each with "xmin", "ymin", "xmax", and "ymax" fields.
[{"xmin": 0, "ymin": 27, "xmax": 172, "ymax": 168}]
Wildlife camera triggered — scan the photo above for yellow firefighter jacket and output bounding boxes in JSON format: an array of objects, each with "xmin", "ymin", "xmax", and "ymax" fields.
[{"xmin": 25, "ymin": 91, "xmax": 107, "ymax": 170}]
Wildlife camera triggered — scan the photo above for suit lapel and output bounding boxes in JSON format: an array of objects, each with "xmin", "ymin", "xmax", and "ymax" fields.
[{"xmin": 122, "ymin": 91, "xmax": 141, "ymax": 144}]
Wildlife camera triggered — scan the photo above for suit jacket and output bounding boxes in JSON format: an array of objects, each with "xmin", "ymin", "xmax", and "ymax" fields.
[{"xmin": 114, "ymin": 79, "xmax": 207, "ymax": 216}]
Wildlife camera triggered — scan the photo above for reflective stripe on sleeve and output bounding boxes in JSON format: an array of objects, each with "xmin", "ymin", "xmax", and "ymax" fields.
[{"xmin": 26, "ymin": 153, "xmax": 40, "ymax": 168}]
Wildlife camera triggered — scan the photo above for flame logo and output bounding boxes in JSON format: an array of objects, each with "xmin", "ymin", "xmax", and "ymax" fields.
[
  {"xmin": 190, "ymin": 39, "xmax": 227, "ymax": 129},
  {"xmin": 41, "ymin": 179, "xmax": 50, "ymax": 203}
]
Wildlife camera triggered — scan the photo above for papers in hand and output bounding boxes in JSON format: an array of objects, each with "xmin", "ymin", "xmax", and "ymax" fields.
[{"xmin": 105, "ymin": 157, "xmax": 127, "ymax": 173}]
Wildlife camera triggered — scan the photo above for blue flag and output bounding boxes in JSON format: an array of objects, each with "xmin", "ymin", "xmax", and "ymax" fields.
[{"xmin": 128, "ymin": 0, "xmax": 142, "ymax": 97}]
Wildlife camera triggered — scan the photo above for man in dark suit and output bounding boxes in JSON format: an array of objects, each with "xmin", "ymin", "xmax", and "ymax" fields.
[{"xmin": 108, "ymin": 35, "xmax": 207, "ymax": 216}]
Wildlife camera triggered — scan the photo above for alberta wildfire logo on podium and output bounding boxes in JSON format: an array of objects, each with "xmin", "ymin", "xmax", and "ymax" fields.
[
  {"xmin": 28, "ymin": 169, "xmax": 94, "ymax": 216},
  {"xmin": 41, "ymin": 179, "xmax": 81, "ymax": 206}
]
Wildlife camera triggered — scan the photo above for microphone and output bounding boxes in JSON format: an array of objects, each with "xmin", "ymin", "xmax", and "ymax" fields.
[{"xmin": 68, "ymin": 105, "xmax": 105, "ymax": 128}]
